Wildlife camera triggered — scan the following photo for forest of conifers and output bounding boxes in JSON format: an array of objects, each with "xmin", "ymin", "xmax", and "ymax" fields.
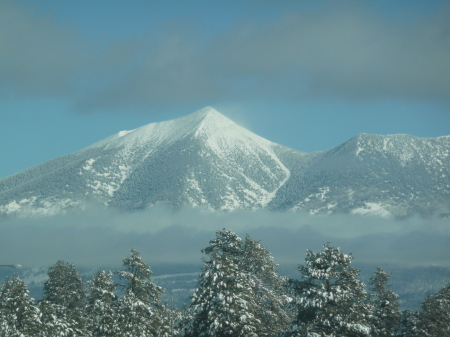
[{"xmin": 1, "ymin": 229, "xmax": 449, "ymax": 336}]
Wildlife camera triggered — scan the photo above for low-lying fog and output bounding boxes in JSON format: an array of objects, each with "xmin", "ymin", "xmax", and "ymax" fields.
[{"xmin": 1, "ymin": 205, "xmax": 449, "ymax": 269}]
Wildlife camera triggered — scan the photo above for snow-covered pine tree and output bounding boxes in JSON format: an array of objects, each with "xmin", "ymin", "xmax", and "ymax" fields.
[
  {"xmin": 369, "ymin": 267, "xmax": 401, "ymax": 337},
  {"xmin": 183, "ymin": 246, "xmax": 259, "ymax": 337},
  {"xmin": 184, "ymin": 229, "xmax": 292, "ymax": 336},
  {"xmin": 201, "ymin": 229, "xmax": 243, "ymax": 264},
  {"xmin": 417, "ymin": 282, "xmax": 450, "ymax": 336},
  {"xmin": 43, "ymin": 261, "xmax": 85, "ymax": 310},
  {"xmin": 41, "ymin": 260, "xmax": 87, "ymax": 336},
  {"xmin": 164, "ymin": 298, "xmax": 185, "ymax": 337},
  {"xmin": 287, "ymin": 243, "xmax": 373, "ymax": 337},
  {"xmin": 85, "ymin": 270, "xmax": 118, "ymax": 336},
  {"xmin": 115, "ymin": 249, "xmax": 170, "ymax": 336},
  {"xmin": 241, "ymin": 235, "xmax": 292, "ymax": 336},
  {"xmin": 0, "ymin": 275, "xmax": 42, "ymax": 336},
  {"xmin": 0, "ymin": 318, "xmax": 20, "ymax": 337},
  {"xmin": 39, "ymin": 299, "xmax": 75, "ymax": 337},
  {"xmin": 394, "ymin": 310, "xmax": 421, "ymax": 337}
]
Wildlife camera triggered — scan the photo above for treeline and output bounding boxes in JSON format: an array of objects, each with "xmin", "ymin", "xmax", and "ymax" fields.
[{"xmin": 1, "ymin": 229, "xmax": 449, "ymax": 336}]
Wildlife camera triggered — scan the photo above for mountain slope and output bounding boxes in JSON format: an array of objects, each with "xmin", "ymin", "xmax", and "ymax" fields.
[
  {"xmin": 0, "ymin": 107, "xmax": 307, "ymax": 216},
  {"xmin": 0, "ymin": 107, "xmax": 449, "ymax": 218},
  {"xmin": 269, "ymin": 133, "xmax": 450, "ymax": 217}
]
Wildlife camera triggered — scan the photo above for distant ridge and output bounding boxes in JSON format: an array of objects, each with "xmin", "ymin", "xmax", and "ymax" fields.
[{"xmin": 1, "ymin": 107, "xmax": 449, "ymax": 219}]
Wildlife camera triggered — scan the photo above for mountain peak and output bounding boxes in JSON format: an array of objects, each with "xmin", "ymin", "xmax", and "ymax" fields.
[
  {"xmin": 84, "ymin": 107, "xmax": 287, "ymax": 164},
  {"xmin": 190, "ymin": 106, "xmax": 221, "ymax": 117},
  {"xmin": 183, "ymin": 106, "xmax": 239, "ymax": 132},
  {"xmin": 69, "ymin": 106, "xmax": 292, "ymax": 212},
  {"xmin": 86, "ymin": 107, "xmax": 228, "ymax": 150}
]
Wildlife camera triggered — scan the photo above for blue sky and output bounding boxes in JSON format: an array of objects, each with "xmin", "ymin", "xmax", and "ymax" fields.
[{"xmin": 1, "ymin": 0, "xmax": 449, "ymax": 178}]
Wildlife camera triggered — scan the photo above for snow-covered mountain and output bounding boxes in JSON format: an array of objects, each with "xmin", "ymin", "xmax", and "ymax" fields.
[
  {"xmin": 0, "ymin": 107, "xmax": 307, "ymax": 216},
  {"xmin": 269, "ymin": 133, "xmax": 450, "ymax": 217},
  {"xmin": 0, "ymin": 107, "xmax": 449, "ymax": 218}
]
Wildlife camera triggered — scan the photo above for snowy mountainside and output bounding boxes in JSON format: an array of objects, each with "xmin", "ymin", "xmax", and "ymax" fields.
[
  {"xmin": 269, "ymin": 133, "xmax": 450, "ymax": 217},
  {"xmin": 0, "ymin": 107, "xmax": 307, "ymax": 216},
  {"xmin": 0, "ymin": 107, "xmax": 449, "ymax": 218}
]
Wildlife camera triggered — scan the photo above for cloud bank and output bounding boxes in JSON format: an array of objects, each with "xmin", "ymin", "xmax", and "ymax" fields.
[
  {"xmin": 1, "ymin": 1, "xmax": 449, "ymax": 113},
  {"xmin": 1, "ymin": 205, "xmax": 449, "ymax": 270}
]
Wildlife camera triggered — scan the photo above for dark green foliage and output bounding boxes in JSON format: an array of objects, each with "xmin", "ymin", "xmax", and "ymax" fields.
[
  {"xmin": 43, "ymin": 261, "xmax": 85, "ymax": 310},
  {"xmin": 241, "ymin": 235, "xmax": 292, "ymax": 336},
  {"xmin": 370, "ymin": 267, "xmax": 401, "ymax": 337},
  {"xmin": 41, "ymin": 260, "xmax": 87, "ymax": 336},
  {"xmin": 417, "ymin": 282, "xmax": 450, "ymax": 336},
  {"xmin": 395, "ymin": 310, "xmax": 421, "ymax": 337},
  {"xmin": 115, "ymin": 249, "xmax": 170, "ymax": 336},
  {"xmin": 116, "ymin": 249, "xmax": 164, "ymax": 306},
  {"xmin": 85, "ymin": 271, "xmax": 118, "ymax": 336}
]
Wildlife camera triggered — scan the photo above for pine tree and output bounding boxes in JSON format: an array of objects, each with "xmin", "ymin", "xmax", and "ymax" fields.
[
  {"xmin": 41, "ymin": 260, "xmax": 87, "ymax": 336},
  {"xmin": 183, "ymin": 246, "xmax": 259, "ymax": 337},
  {"xmin": 39, "ymin": 299, "xmax": 75, "ymax": 337},
  {"xmin": 165, "ymin": 298, "xmax": 185, "ymax": 337},
  {"xmin": 394, "ymin": 310, "xmax": 421, "ymax": 337},
  {"xmin": 184, "ymin": 229, "xmax": 291, "ymax": 337},
  {"xmin": 369, "ymin": 267, "xmax": 401, "ymax": 337},
  {"xmin": 85, "ymin": 270, "xmax": 118, "ymax": 336},
  {"xmin": 201, "ymin": 229, "xmax": 243, "ymax": 260},
  {"xmin": 241, "ymin": 235, "xmax": 292, "ymax": 336},
  {"xmin": 287, "ymin": 243, "xmax": 373, "ymax": 337},
  {"xmin": 0, "ymin": 275, "xmax": 42, "ymax": 336},
  {"xmin": 115, "ymin": 248, "xmax": 170, "ymax": 336},
  {"xmin": 43, "ymin": 261, "xmax": 85, "ymax": 312},
  {"xmin": 417, "ymin": 282, "xmax": 450, "ymax": 336},
  {"xmin": 0, "ymin": 318, "xmax": 21, "ymax": 337}
]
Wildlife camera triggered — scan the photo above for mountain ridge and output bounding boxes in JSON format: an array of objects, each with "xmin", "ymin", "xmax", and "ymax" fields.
[{"xmin": 1, "ymin": 107, "xmax": 449, "ymax": 218}]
